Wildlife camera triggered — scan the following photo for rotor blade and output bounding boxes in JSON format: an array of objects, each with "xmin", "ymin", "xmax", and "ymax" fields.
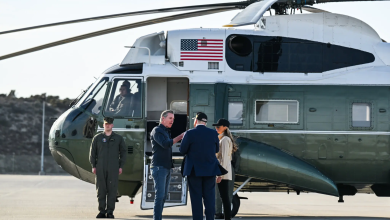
[
  {"xmin": 302, "ymin": 6, "xmax": 329, "ymax": 13},
  {"xmin": 0, "ymin": 2, "xmax": 248, "ymax": 35},
  {"xmin": 0, "ymin": 7, "xmax": 237, "ymax": 61},
  {"xmin": 224, "ymin": 0, "xmax": 278, "ymax": 27},
  {"xmin": 316, "ymin": 0, "xmax": 389, "ymax": 3}
]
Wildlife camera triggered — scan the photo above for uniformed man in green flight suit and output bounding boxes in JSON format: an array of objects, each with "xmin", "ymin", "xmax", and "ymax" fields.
[{"xmin": 89, "ymin": 117, "xmax": 127, "ymax": 219}]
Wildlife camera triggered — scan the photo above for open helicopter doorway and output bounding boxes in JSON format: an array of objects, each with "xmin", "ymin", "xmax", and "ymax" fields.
[{"xmin": 141, "ymin": 77, "xmax": 189, "ymax": 209}]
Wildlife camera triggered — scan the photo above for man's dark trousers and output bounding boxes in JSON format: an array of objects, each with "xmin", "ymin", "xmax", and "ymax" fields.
[
  {"xmin": 96, "ymin": 168, "xmax": 118, "ymax": 215},
  {"xmin": 151, "ymin": 166, "xmax": 171, "ymax": 220},
  {"xmin": 150, "ymin": 124, "xmax": 175, "ymax": 220},
  {"xmin": 187, "ymin": 171, "xmax": 216, "ymax": 220},
  {"xmin": 179, "ymin": 125, "xmax": 222, "ymax": 220}
]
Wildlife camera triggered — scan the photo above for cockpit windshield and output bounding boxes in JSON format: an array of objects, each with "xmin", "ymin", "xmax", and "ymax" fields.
[
  {"xmin": 78, "ymin": 77, "xmax": 109, "ymax": 116},
  {"xmin": 69, "ymin": 83, "xmax": 92, "ymax": 107},
  {"xmin": 104, "ymin": 78, "xmax": 142, "ymax": 118}
]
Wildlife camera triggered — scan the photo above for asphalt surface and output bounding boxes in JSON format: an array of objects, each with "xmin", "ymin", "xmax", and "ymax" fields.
[{"xmin": 0, "ymin": 175, "xmax": 389, "ymax": 220}]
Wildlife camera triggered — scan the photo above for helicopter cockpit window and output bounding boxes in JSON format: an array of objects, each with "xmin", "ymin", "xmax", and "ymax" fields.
[
  {"xmin": 78, "ymin": 77, "xmax": 108, "ymax": 116},
  {"xmin": 104, "ymin": 79, "xmax": 142, "ymax": 118}
]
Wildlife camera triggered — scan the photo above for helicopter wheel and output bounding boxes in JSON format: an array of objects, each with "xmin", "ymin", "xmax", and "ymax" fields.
[{"xmin": 231, "ymin": 194, "xmax": 240, "ymax": 218}]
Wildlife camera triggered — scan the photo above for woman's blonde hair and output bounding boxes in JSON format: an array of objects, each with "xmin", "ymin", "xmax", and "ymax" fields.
[{"xmin": 223, "ymin": 127, "xmax": 238, "ymax": 153}]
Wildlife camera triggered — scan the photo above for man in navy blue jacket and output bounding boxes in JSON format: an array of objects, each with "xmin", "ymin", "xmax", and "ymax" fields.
[
  {"xmin": 150, "ymin": 110, "xmax": 184, "ymax": 220},
  {"xmin": 180, "ymin": 112, "xmax": 222, "ymax": 220}
]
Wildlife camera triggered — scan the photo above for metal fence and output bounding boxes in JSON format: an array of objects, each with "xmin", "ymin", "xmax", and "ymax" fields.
[{"xmin": 0, "ymin": 154, "xmax": 66, "ymax": 174}]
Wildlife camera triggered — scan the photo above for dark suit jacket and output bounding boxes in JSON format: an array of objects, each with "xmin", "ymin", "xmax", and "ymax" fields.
[{"xmin": 179, "ymin": 125, "xmax": 222, "ymax": 177}]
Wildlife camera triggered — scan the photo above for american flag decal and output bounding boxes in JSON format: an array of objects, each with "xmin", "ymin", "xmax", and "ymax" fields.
[{"xmin": 180, "ymin": 39, "xmax": 223, "ymax": 61}]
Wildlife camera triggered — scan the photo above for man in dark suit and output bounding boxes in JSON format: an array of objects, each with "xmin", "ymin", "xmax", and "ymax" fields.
[{"xmin": 180, "ymin": 112, "xmax": 222, "ymax": 220}]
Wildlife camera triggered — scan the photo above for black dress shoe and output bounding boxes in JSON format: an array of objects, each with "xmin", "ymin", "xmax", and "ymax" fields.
[
  {"xmin": 106, "ymin": 213, "xmax": 115, "ymax": 219},
  {"xmin": 96, "ymin": 212, "xmax": 106, "ymax": 218},
  {"xmin": 215, "ymin": 213, "xmax": 224, "ymax": 219}
]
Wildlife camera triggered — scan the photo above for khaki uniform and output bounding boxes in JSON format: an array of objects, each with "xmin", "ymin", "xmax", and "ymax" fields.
[{"xmin": 89, "ymin": 132, "xmax": 127, "ymax": 215}]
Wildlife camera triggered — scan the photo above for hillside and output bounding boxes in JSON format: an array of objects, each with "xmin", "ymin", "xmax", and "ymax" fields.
[
  {"xmin": 0, "ymin": 93, "xmax": 71, "ymax": 155},
  {"xmin": 0, "ymin": 92, "xmax": 72, "ymax": 173}
]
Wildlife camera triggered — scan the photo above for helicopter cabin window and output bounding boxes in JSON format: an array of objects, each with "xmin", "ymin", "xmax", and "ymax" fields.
[
  {"xmin": 226, "ymin": 35, "xmax": 375, "ymax": 73},
  {"xmin": 352, "ymin": 103, "xmax": 371, "ymax": 127},
  {"xmin": 104, "ymin": 79, "xmax": 142, "ymax": 118},
  {"xmin": 170, "ymin": 100, "xmax": 187, "ymax": 114},
  {"xmin": 79, "ymin": 77, "xmax": 108, "ymax": 116},
  {"xmin": 255, "ymin": 100, "xmax": 299, "ymax": 123},
  {"xmin": 254, "ymin": 42, "xmax": 323, "ymax": 73},
  {"xmin": 228, "ymin": 102, "xmax": 243, "ymax": 124}
]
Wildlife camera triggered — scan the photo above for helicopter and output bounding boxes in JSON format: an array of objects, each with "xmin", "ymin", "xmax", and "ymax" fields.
[{"xmin": 1, "ymin": 0, "xmax": 390, "ymax": 217}]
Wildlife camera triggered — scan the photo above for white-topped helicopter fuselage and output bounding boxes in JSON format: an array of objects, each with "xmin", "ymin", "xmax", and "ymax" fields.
[{"xmin": 48, "ymin": 10, "xmax": 390, "ymax": 215}]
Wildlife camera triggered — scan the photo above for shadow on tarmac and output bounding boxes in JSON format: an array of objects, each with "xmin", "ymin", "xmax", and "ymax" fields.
[{"xmin": 129, "ymin": 215, "xmax": 389, "ymax": 220}]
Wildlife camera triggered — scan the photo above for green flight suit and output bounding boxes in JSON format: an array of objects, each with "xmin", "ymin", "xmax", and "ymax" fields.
[{"xmin": 89, "ymin": 132, "xmax": 127, "ymax": 215}]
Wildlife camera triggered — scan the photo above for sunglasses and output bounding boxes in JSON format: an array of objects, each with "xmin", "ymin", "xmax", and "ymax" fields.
[{"xmin": 119, "ymin": 88, "xmax": 126, "ymax": 91}]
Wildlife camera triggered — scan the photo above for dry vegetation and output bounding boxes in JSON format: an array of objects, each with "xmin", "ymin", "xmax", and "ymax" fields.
[{"xmin": 0, "ymin": 94, "xmax": 71, "ymax": 155}]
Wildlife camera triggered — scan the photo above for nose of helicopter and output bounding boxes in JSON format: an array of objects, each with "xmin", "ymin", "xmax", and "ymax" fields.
[
  {"xmin": 48, "ymin": 108, "xmax": 82, "ymax": 179},
  {"xmin": 48, "ymin": 108, "xmax": 69, "ymax": 152}
]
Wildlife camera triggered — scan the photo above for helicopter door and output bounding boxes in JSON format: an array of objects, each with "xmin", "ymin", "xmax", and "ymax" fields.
[
  {"xmin": 141, "ymin": 77, "xmax": 189, "ymax": 209},
  {"xmin": 100, "ymin": 77, "xmax": 145, "ymax": 193}
]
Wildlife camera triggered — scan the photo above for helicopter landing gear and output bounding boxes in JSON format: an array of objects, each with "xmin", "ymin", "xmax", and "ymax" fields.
[
  {"xmin": 231, "ymin": 194, "xmax": 241, "ymax": 218},
  {"xmin": 231, "ymin": 177, "xmax": 252, "ymax": 217}
]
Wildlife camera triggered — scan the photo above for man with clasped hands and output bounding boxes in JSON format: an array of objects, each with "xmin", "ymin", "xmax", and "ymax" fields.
[
  {"xmin": 89, "ymin": 117, "xmax": 127, "ymax": 219},
  {"xmin": 180, "ymin": 112, "xmax": 222, "ymax": 220}
]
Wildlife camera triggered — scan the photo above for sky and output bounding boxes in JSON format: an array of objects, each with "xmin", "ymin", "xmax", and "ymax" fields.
[{"xmin": 1, "ymin": 0, "xmax": 389, "ymax": 99}]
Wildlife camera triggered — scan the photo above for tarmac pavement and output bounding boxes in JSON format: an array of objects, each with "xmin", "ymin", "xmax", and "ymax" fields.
[{"xmin": 0, "ymin": 175, "xmax": 389, "ymax": 220}]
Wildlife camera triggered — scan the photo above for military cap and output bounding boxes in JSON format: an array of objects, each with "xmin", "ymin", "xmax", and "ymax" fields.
[{"xmin": 103, "ymin": 117, "xmax": 114, "ymax": 124}]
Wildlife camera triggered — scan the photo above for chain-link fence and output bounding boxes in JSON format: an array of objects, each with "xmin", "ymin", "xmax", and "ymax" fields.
[{"xmin": 0, "ymin": 154, "xmax": 67, "ymax": 174}]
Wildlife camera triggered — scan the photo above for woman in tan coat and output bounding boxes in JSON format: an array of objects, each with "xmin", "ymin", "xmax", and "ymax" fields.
[{"xmin": 213, "ymin": 118, "xmax": 238, "ymax": 220}]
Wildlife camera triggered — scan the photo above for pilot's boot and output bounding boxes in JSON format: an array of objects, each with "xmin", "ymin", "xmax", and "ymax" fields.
[
  {"xmin": 215, "ymin": 213, "xmax": 224, "ymax": 219},
  {"xmin": 96, "ymin": 212, "xmax": 106, "ymax": 218}
]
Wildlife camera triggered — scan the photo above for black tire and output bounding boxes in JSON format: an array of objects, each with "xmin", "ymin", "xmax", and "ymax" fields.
[{"xmin": 231, "ymin": 193, "xmax": 240, "ymax": 218}]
